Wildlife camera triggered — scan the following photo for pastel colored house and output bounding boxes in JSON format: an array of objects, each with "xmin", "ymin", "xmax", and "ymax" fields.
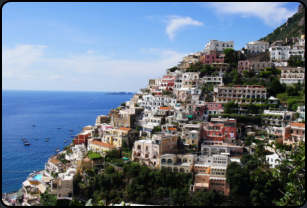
[
  {"xmin": 89, "ymin": 140, "xmax": 116, "ymax": 154},
  {"xmin": 238, "ymin": 60, "xmax": 251, "ymax": 75},
  {"xmin": 201, "ymin": 118, "xmax": 237, "ymax": 142},
  {"xmin": 159, "ymin": 154, "xmax": 194, "ymax": 173}
]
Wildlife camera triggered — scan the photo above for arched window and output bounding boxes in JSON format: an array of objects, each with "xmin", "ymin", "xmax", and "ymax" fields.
[
  {"xmin": 183, "ymin": 158, "xmax": 188, "ymax": 163},
  {"xmin": 161, "ymin": 158, "xmax": 166, "ymax": 164},
  {"xmin": 167, "ymin": 159, "xmax": 173, "ymax": 164}
]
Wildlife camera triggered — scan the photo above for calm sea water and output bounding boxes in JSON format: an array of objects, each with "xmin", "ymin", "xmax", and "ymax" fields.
[{"xmin": 2, "ymin": 90, "xmax": 133, "ymax": 193}]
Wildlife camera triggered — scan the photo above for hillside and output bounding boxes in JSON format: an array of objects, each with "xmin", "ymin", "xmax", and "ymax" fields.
[{"xmin": 259, "ymin": 4, "xmax": 305, "ymax": 43}]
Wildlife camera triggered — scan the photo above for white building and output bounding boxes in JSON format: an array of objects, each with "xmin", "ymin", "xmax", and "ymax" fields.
[
  {"xmin": 203, "ymin": 76, "xmax": 223, "ymax": 85},
  {"xmin": 139, "ymin": 95, "xmax": 171, "ymax": 111},
  {"xmin": 266, "ymin": 153, "xmax": 282, "ymax": 168},
  {"xmin": 297, "ymin": 105, "xmax": 305, "ymax": 120},
  {"xmin": 203, "ymin": 39, "xmax": 234, "ymax": 54},
  {"xmin": 245, "ymin": 41, "xmax": 269, "ymax": 53},
  {"xmin": 54, "ymin": 168, "xmax": 77, "ymax": 199},
  {"xmin": 269, "ymin": 46, "xmax": 291, "ymax": 61},
  {"xmin": 280, "ymin": 67, "xmax": 305, "ymax": 85}
]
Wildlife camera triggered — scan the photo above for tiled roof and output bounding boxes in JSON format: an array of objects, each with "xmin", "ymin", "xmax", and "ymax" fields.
[
  {"xmin": 290, "ymin": 122, "xmax": 305, "ymax": 127},
  {"xmin": 117, "ymin": 127, "xmax": 132, "ymax": 131},
  {"xmin": 158, "ymin": 107, "xmax": 172, "ymax": 110},
  {"xmin": 90, "ymin": 141, "xmax": 116, "ymax": 149},
  {"xmin": 49, "ymin": 158, "xmax": 61, "ymax": 165}
]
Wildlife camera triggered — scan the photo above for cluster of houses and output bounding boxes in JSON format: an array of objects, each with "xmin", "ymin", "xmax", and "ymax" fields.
[{"xmin": 18, "ymin": 36, "xmax": 305, "ymax": 205}]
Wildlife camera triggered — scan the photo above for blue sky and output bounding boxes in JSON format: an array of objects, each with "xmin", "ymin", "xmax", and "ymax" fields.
[{"xmin": 2, "ymin": 2, "xmax": 300, "ymax": 92}]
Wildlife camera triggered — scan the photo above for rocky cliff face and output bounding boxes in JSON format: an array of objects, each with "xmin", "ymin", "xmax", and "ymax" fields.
[{"xmin": 298, "ymin": 17, "xmax": 305, "ymax": 26}]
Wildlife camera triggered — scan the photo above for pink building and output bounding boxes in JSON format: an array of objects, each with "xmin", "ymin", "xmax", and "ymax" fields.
[
  {"xmin": 201, "ymin": 50, "xmax": 224, "ymax": 64},
  {"xmin": 238, "ymin": 60, "xmax": 251, "ymax": 75},
  {"xmin": 194, "ymin": 102, "xmax": 224, "ymax": 121},
  {"xmin": 201, "ymin": 118, "xmax": 237, "ymax": 142},
  {"xmin": 97, "ymin": 124, "xmax": 113, "ymax": 136},
  {"xmin": 161, "ymin": 75, "xmax": 176, "ymax": 91}
]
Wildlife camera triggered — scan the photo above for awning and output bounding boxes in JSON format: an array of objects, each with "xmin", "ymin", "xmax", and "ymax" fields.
[
  {"xmin": 187, "ymin": 115, "xmax": 193, "ymax": 118},
  {"xmin": 37, "ymin": 184, "xmax": 46, "ymax": 194}
]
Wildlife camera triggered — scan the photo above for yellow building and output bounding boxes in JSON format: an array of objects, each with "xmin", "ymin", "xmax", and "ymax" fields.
[{"xmin": 89, "ymin": 141, "xmax": 116, "ymax": 153}]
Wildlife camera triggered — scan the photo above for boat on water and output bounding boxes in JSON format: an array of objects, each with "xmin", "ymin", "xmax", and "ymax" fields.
[
  {"xmin": 64, "ymin": 141, "xmax": 67, "ymax": 143},
  {"xmin": 55, "ymin": 148, "xmax": 60, "ymax": 152},
  {"xmin": 34, "ymin": 138, "xmax": 38, "ymax": 140},
  {"xmin": 71, "ymin": 135, "xmax": 75, "ymax": 137},
  {"xmin": 23, "ymin": 140, "xmax": 28, "ymax": 143},
  {"xmin": 45, "ymin": 140, "xmax": 49, "ymax": 142},
  {"xmin": 46, "ymin": 137, "xmax": 50, "ymax": 139},
  {"xmin": 32, "ymin": 125, "xmax": 36, "ymax": 127},
  {"xmin": 69, "ymin": 129, "xmax": 73, "ymax": 131},
  {"xmin": 21, "ymin": 138, "xmax": 26, "ymax": 140},
  {"xmin": 24, "ymin": 143, "xmax": 30, "ymax": 146},
  {"xmin": 57, "ymin": 127, "xmax": 61, "ymax": 129}
]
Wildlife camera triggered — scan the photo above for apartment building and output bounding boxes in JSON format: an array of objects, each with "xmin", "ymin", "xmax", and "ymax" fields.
[
  {"xmin": 45, "ymin": 158, "xmax": 65, "ymax": 177},
  {"xmin": 159, "ymin": 154, "xmax": 194, "ymax": 173},
  {"xmin": 201, "ymin": 50, "xmax": 225, "ymax": 63},
  {"xmin": 88, "ymin": 141, "xmax": 116, "ymax": 154},
  {"xmin": 131, "ymin": 134, "xmax": 178, "ymax": 168},
  {"xmin": 203, "ymin": 39, "xmax": 234, "ymax": 54},
  {"xmin": 269, "ymin": 46, "xmax": 291, "ymax": 61},
  {"xmin": 201, "ymin": 118, "xmax": 237, "ymax": 143},
  {"xmin": 283, "ymin": 123, "xmax": 305, "ymax": 146},
  {"xmin": 266, "ymin": 153, "xmax": 282, "ymax": 168},
  {"xmin": 191, "ymin": 154, "xmax": 230, "ymax": 195},
  {"xmin": 250, "ymin": 61, "xmax": 272, "ymax": 74},
  {"xmin": 280, "ymin": 67, "xmax": 305, "ymax": 85},
  {"xmin": 297, "ymin": 105, "xmax": 305, "ymax": 120},
  {"xmin": 194, "ymin": 102, "xmax": 224, "ymax": 121},
  {"xmin": 200, "ymin": 140, "xmax": 242, "ymax": 156},
  {"xmin": 262, "ymin": 110, "xmax": 294, "ymax": 127},
  {"xmin": 238, "ymin": 60, "xmax": 251, "ymax": 75},
  {"xmin": 74, "ymin": 130, "xmax": 92, "ymax": 146},
  {"xmin": 95, "ymin": 115, "xmax": 108, "ymax": 125},
  {"xmin": 140, "ymin": 94, "xmax": 171, "ymax": 111},
  {"xmin": 245, "ymin": 41, "xmax": 269, "ymax": 53},
  {"xmin": 213, "ymin": 85, "xmax": 267, "ymax": 104},
  {"xmin": 209, "ymin": 63, "xmax": 230, "ymax": 76},
  {"xmin": 110, "ymin": 107, "xmax": 144, "ymax": 128},
  {"xmin": 181, "ymin": 123, "xmax": 201, "ymax": 147},
  {"xmin": 56, "ymin": 168, "xmax": 77, "ymax": 199},
  {"xmin": 203, "ymin": 76, "xmax": 223, "ymax": 85},
  {"xmin": 101, "ymin": 127, "xmax": 135, "ymax": 148}
]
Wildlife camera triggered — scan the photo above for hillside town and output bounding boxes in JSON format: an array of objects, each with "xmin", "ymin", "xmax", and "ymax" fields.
[{"xmin": 3, "ymin": 6, "xmax": 305, "ymax": 207}]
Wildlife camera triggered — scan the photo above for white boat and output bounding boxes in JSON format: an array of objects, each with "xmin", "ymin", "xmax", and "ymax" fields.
[{"xmin": 24, "ymin": 143, "xmax": 30, "ymax": 146}]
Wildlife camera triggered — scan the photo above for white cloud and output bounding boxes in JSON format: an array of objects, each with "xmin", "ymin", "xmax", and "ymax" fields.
[
  {"xmin": 2, "ymin": 45, "xmax": 188, "ymax": 91},
  {"xmin": 50, "ymin": 75, "xmax": 63, "ymax": 81},
  {"xmin": 139, "ymin": 48, "xmax": 160, "ymax": 54},
  {"xmin": 165, "ymin": 16, "xmax": 203, "ymax": 40},
  {"xmin": 2, "ymin": 45, "xmax": 46, "ymax": 80},
  {"xmin": 208, "ymin": 2, "xmax": 296, "ymax": 27},
  {"xmin": 87, "ymin": 50, "xmax": 99, "ymax": 55}
]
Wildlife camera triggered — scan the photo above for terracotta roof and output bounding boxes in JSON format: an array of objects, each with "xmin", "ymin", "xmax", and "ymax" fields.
[
  {"xmin": 158, "ymin": 107, "xmax": 172, "ymax": 110},
  {"xmin": 49, "ymin": 158, "xmax": 61, "ymax": 165},
  {"xmin": 117, "ymin": 127, "xmax": 132, "ymax": 132},
  {"xmin": 90, "ymin": 141, "xmax": 116, "ymax": 149},
  {"xmin": 290, "ymin": 123, "xmax": 305, "ymax": 127}
]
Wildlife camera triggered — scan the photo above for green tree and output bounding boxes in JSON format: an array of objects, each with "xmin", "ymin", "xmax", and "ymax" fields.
[
  {"xmin": 105, "ymin": 165, "xmax": 115, "ymax": 174},
  {"xmin": 286, "ymin": 86, "xmax": 300, "ymax": 96},
  {"xmin": 223, "ymin": 48, "xmax": 236, "ymax": 64},
  {"xmin": 120, "ymin": 102, "xmax": 126, "ymax": 107},
  {"xmin": 223, "ymin": 101, "xmax": 238, "ymax": 114},
  {"xmin": 268, "ymin": 78, "xmax": 285, "ymax": 96}
]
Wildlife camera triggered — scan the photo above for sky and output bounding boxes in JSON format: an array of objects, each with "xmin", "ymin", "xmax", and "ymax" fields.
[{"xmin": 2, "ymin": 2, "xmax": 300, "ymax": 92}]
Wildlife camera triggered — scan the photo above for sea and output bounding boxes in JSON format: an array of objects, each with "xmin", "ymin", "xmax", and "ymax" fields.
[{"xmin": 2, "ymin": 90, "xmax": 133, "ymax": 193}]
